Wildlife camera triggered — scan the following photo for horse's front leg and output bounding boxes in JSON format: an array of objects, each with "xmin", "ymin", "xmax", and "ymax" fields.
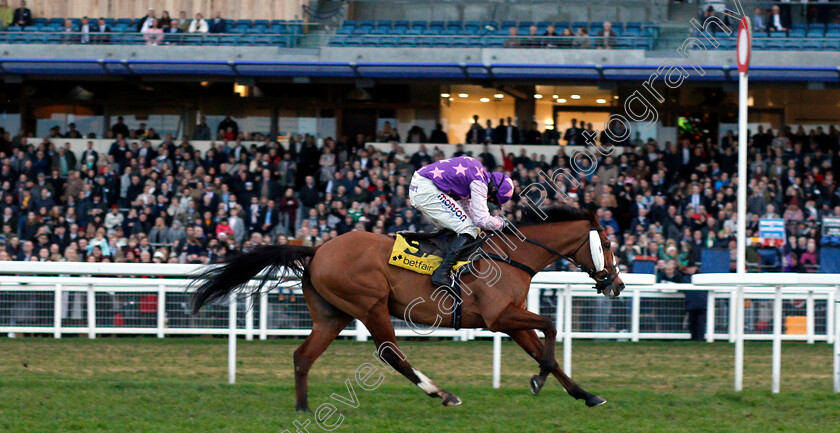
[
  {"xmin": 487, "ymin": 304, "xmax": 557, "ymax": 395},
  {"xmin": 507, "ymin": 329, "xmax": 606, "ymax": 407}
]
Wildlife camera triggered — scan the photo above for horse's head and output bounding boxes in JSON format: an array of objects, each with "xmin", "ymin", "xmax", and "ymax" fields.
[{"xmin": 577, "ymin": 212, "xmax": 624, "ymax": 298}]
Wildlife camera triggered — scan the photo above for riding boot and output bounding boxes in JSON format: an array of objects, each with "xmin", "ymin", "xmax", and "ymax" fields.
[{"xmin": 431, "ymin": 234, "xmax": 473, "ymax": 289}]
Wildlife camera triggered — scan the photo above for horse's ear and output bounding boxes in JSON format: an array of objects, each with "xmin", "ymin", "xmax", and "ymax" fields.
[{"xmin": 587, "ymin": 209, "xmax": 600, "ymax": 229}]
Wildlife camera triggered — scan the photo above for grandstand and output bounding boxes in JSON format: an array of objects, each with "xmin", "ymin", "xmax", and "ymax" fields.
[
  {"xmin": 2, "ymin": 0, "xmax": 840, "ymax": 430},
  {"xmin": 0, "ymin": 0, "xmax": 836, "ymax": 274}
]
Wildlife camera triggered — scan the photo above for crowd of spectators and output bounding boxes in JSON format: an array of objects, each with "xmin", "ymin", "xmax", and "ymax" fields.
[
  {"xmin": 0, "ymin": 113, "xmax": 838, "ymax": 285},
  {"xmin": 504, "ymin": 21, "xmax": 616, "ymax": 49},
  {"xmin": 0, "ymin": 2, "xmax": 229, "ymax": 46}
]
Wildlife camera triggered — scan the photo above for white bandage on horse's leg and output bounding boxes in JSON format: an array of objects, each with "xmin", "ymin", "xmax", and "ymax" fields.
[{"xmin": 412, "ymin": 368, "xmax": 440, "ymax": 395}]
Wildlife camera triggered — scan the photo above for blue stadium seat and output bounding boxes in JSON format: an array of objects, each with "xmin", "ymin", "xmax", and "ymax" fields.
[
  {"xmin": 555, "ymin": 21, "xmax": 569, "ymax": 30},
  {"xmin": 819, "ymin": 248, "xmax": 840, "ymax": 273},
  {"xmin": 268, "ymin": 24, "xmax": 288, "ymax": 35},
  {"xmin": 47, "ymin": 18, "xmax": 64, "ymax": 26},
  {"xmin": 353, "ymin": 25, "xmax": 373, "ymax": 35},
  {"xmin": 537, "ymin": 21, "xmax": 552, "ymax": 28},
  {"xmin": 824, "ymin": 39, "xmax": 840, "ymax": 50},
  {"xmin": 343, "ymin": 20, "xmax": 357, "ymax": 28},
  {"xmin": 625, "ymin": 22, "xmax": 642, "ymax": 31},
  {"xmin": 501, "ymin": 21, "xmax": 516, "ymax": 30},
  {"xmin": 789, "ymin": 28, "xmax": 806, "ymax": 38},
  {"xmin": 572, "ymin": 21, "xmax": 587, "ymax": 30},
  {"xmin": 422, "ymin": 27, "xmax": 441, "ymax": 35},
  {"xmin": 483, "ymin": 35, "xmax": 505, "ymax": 47},
  {"xmin": 767, "ymin": 39, "xmax": 785, "ymax": 50},
  {"xmin": 791, "ymin": 22, "xmax": 807, "ymax": 30},
  {"xmin": 376, "ymin": 20, "xmax": 392, "ymax": 29},
  {"xmin": 826, "ymin": 29, "xmax": 840, "ymax": 38},
  {"xmin": 445, "ymin": 20, "xmax": 462, "ymax": 30},
  {"xmin": 360, "ymin": 35, "xmax": 380, "ymax": 46},
  {"xmin": 806, "ymin": 29, "xmax": 824, "ymax": 38},
  {"xmin": 635, "ymin": 38, "xmax": 653, "ymax": 50},
  {"xmin": 32, "ymin": 18, "xmax": 47, "ymax": 25},
  {"xmin": 370, "ymin": 27, "xmax": 388, "ymax": 35},
  {"xmin": 336, "ymin": 26, "xmax": 353, "ymax": 35},
  {"xmin": 429, "ymin": 20, "xmax": 445, "ymax": 31},
  {"xmin": 753, "ymin": 38, "xmax": 768, "ymax": 49},
  {"xmin": 330, "ymin": 35, "xmax": 347, "ymax": 46},
  {"xmin": 234, "ymin": 19, "xmax": 253, "ymax": 28},
  {"xmin": 253, "ymin": 20, "xmax": 269, "ymax": 27},
  {"xmin": 808, "ymin": 23, "xmax": 825, "ymax": 31},
  {"xmin": 360, "ymin": 20, "xmax": 376, "ymax": 28},
  {"xmin": 803, "ymin": 39, "xmax": 822, "ymax": 50},
  {"xmin": 344, "ymin": 36, "xmax": 362, "ymax": 46},
  {"xmin": 394, "ymin": 20, "xmax": 409, "ymax": 29},
  {"xmin": 396, "ymin": 35, "xmax": 415, "ymax": 47},
  {"xmin": 481, "ymin": 20, "xmax": 498, "ymax": 30},
  {"xmin": 623, "ymin": 27, "xmax": 641, "ymax": 37},
  {"xmin": 411, "ymin": 21, "xmax": 427, "ymax": 30}
]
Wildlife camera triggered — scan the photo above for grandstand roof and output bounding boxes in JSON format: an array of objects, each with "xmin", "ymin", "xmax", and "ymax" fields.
[{"xmin": 3, "ymin": 58, "xmax": 838, "ymax": 82}]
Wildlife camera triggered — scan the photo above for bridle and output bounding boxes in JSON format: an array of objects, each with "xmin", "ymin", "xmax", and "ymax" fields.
[{"xmin": 484, "ymin": 226, "xmax": 621, "ymax": 294}]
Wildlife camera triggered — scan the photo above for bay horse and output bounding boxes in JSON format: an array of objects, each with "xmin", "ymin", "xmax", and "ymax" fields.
[{"xmin": 191, "ymin": 206, "xmax": 625, "ymax": 410}]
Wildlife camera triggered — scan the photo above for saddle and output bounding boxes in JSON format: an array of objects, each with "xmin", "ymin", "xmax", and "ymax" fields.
[{"xmin": 389, "ymin": 230, "xmax": 484, "ymax": 330}]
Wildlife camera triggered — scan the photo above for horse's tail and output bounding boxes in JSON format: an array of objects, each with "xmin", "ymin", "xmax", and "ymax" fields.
[{"xmin": 190, "ymin": 245, "xmax": 316, "ymax": 314}]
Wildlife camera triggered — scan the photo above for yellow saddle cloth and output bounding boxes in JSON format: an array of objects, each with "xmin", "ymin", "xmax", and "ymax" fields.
[{"xmin": 388, "ymin": 234, "xmax": 470, "ymax": 275}]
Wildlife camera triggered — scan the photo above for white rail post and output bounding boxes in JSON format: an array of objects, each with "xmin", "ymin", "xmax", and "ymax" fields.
[
  {"xmin": 245, "ymin": 294, "xmax": 254, "ymax": 341},
  {"xmin": 828, "ymin": 289, "xmax": 836, "ymax": 345},
  {"xmin": 806, "ymin": 290, "xmax": 815, "ymax": 345},
  {"xmin": 228, "ymin": 293, "xmax": 237, "ymax": 385},
  {"xmin": 834, "ymin": 286, "xmax": 839, "ymax": 393},
  {"xmin": 87, "ymin": 284, "xmax": 96, "ymax": 339},
  {"xmin": 157, "ymin": 284, "xmax": 166, "ymax": 339},
  {"xmin": 735, "ymin": 285, "xmax": 744, "ymax": 392},
  {"xmin": 527, "ymin": 286, "xmax": 540, "ymax": 315},
  {"xmin": 355, "ymin": 319, "xmax": 368, "ymax": 342},
  {"xmin": 772, "ymin": 286, "xmax": 782, "ymax": 394},
  {"xmin": 259, "ymin": 290, "xmax": 268, "ymax": 341},
  {"xmin": 492, "ymin": 333, "xmax": 502, "ymax": 389},
  {"xmin": 563, "ymin": 283, "xmax": 573, "ymax": 377},
  {"xmin": 631, "ymin": 287, "xmax": 640, "ymax": 342},
  {"xmin": 706, "ymin": 289, "xmax": 715, "ymax": 343},
  {"xmin": 554, "ymin": 288, "xmax": 563, "ymax": 342},
  {"xmin": 729, "ymin": 289, "xmax": 737, "ymax": 343},
  {"xmin": 53, "ymin": 284, "xmax": 62, "ymax": 339}
]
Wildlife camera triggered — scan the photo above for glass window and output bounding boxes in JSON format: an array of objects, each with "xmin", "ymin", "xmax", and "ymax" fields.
[{"xmin": 34, "ymin": 105, "xmax": 103, "ymax": 138}]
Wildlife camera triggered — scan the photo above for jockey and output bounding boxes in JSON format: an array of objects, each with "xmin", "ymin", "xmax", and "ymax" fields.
[{"xmin": 408, "ymin": 155, "xmax": 514, "ymax": 289}]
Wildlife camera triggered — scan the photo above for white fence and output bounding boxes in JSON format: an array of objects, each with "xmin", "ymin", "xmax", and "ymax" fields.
[{"xmin": 0, "ymin": 262, "xmax": 838, "ymax": 392}]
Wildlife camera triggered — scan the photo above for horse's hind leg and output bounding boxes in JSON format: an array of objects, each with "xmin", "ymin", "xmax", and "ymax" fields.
[
  {"xmin": 507, "ymin": 329, "xmax": 606, "ymax": 407},
  {"xmin": 294, "ymin": 283, "xmax": 353, "ymax": 412},
  {"xmin": 362, "ymin": 303, "xmax": 462, "ymax": 407},
  {"xmin": 487, "ymin": 304, "xmax": 557, "ymax": 396}
]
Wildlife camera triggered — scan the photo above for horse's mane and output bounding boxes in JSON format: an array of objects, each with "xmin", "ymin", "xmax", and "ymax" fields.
[{"xmin": 514, "ymin": 205, "xmax": 595, "ymax": 228}]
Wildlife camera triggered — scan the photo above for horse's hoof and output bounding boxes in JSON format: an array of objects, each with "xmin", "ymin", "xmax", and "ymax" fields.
[
  {"xmin": 529, "ymin": 375, "xmax": 546, "ymax": 396},
  {"xmin": 295, "ymin": 407, "xmax": 311, "ymax": 413},
  {"xmin": 442, "ymin": 393, "xmax": 462, "ymax": 407},
  {"xmin": 585, "ymin": 395, "xmax": 607, "ymax": 407}
]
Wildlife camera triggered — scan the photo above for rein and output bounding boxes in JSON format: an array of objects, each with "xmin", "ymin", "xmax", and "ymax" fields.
[{"xmin": 484, "ymin": 227, "xmax": 620, "ymax": 292}]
